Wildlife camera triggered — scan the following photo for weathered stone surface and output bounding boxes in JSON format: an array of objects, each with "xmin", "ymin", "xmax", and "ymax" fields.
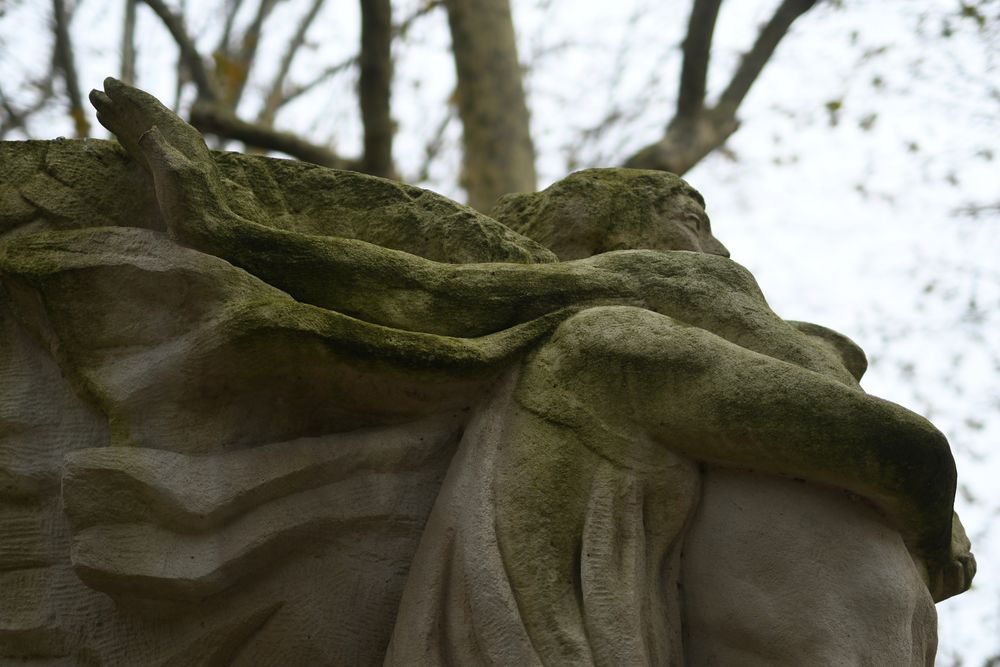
[
  {"xmin": 0, "ymin": 79, "xmax": 974, "ymax": 665},
  {"xmin": 491, "ymin": 167, "xmax": 730, "ymax": 260},
  {"xmin": 684, "ymin": 469, "xmax": 938, "ymax": 665},
  {"xmin": 0, "ymin": 138, "xmax": 554, "ymax": 264}
]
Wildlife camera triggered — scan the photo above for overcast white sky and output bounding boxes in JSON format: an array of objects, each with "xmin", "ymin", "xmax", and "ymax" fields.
[{"xmin": 2, "ymin": 0, "xmax": 998, "ymax": 661}]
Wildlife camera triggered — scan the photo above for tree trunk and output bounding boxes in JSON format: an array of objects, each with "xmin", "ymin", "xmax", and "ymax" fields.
[
  {"xmin": 444, "ymin": 0, "xmax": 536, "ymax": 211},
  {"xmin": 358, "ymin": 0, "xmax": 394, "ymax": 178}
]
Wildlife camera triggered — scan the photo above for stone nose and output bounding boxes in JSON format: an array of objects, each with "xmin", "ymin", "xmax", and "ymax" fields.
[{"xmin": 701, "ymin": 234, "xmax": 730, "ymax": 258}]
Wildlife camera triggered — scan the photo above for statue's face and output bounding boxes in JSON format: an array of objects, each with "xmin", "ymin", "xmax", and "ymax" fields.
[
  {"xmin": 603, "ymin": 193, "xmax": 730, "ymax": 258},
  {"xmin": 657, "ymin": 194, "xmax": 729, "ymax": 257},
  {"xmin": 493, "ymin": 168, "xmax": 731, "ymax": 261}
]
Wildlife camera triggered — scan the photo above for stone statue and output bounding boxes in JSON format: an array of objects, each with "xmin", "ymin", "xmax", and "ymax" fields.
[{"xmin": 0, "ymin": 79, "xmax": 974, "ymax": 665}]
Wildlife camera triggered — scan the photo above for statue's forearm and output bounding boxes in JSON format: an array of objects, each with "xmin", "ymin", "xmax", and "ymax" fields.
[
  {"xmin": 655, "ymin": 335, "xmax": 955, "ymax": 563},
  {"xmin": 537, "ymin": 307, "xmax": 956, "ymax": 565},
  {"xmin": 683, "ymin": 371, "xmax": 954, "ymax": 561},
  {"xmin": 176, "ymin": 211, "xmax": 635, "ymax": 336}
]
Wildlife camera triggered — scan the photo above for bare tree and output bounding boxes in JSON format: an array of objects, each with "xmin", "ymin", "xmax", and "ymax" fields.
[{"xmin": 17, "ymin": 0, "xmax": 822, "ymax": 210}]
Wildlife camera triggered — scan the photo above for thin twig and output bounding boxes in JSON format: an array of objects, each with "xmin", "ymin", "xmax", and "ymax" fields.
[
  {"xmin": 952, "ymin": 202, "xmax": 1000, "ymax": 218},
  {"xmin": 122, "ymin": 0, "xmax": 137, "ymax": 84},
  {"xmin": 189, "ymin": 102, "xmax": 354, "ymax": 169},
  {"xmin": 412, "ymin": 107, "xmax": 454, "ymax": 183},
  {"xmin": 223, "ymin": 0, "xmax": 279, "ymax": 107},
  {"xmin": 259, "ymin": 0, "xmax": 325, "ymax": 126},
  {"xmin": 52, "ymin": 0, "xmax": 89, "ymax": 137},
  {"xmin": 274, "ymin": 55, "xmax": 357, "ymax": 111},
  {"xmin": 217, "ymin": 0, "xmax": 247, "ymax": 54},
  {"xmin": 394, "ymin": 0, "xmax": 442, "ymax": 38},
  {"xmin": 0, "ymin": 80, "xmax": 55, "ymax": 137},
  {"xmin": 138, "ymin": 0, "xmax": 216, "ymax": 100},
  {"xmin": 237, "ymin": 0, "xmax": 280, "ymax": 64}
]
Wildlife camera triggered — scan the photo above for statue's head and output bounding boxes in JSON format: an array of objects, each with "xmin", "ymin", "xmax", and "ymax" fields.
[{"xmin": 490, "ymin": 168, "xmax": 729, "ymax": 261}]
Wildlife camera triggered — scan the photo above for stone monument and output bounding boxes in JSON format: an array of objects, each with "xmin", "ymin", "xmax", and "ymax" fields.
[{"xmin": 0, "ymin": 79, "xmax": 975, "ymax": 665}]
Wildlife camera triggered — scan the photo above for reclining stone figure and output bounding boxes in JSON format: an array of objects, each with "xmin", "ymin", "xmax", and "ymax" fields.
[{"xmin": 0, "ymin": 79, "xmax": 974, "ymax": 665}]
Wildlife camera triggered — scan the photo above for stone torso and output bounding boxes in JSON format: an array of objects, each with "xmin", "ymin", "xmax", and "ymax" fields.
[{"xmin": 682, "ymin": 468, "xmax": 938, "ymax": 666}]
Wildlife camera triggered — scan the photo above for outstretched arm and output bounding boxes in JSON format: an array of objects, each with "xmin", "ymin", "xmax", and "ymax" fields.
[
  {"xmin": 89, "ymin": 79, "xmax": 636, "ymax": 335},
  {"xmin": 524, "ymin": 305, "xmax": 973, "ymax": 601}
]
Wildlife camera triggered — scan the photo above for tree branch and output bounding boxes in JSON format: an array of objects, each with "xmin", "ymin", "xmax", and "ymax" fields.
[
  {"xmin": 0, "ymin": 96, "xmax": 21, "ymax": 138},
  {"xmin": 52, "ymin": 0, "xmax": 89, "ymax": 137},
  {"xmin": 676, "ymin": 0, "xmax": 722, "ymax": 119},
  {"xmin": 217, "ymin": 0, "xmax": 247, "ymax": 55},
  {"xmin": 221, "ymin": 0, "xmax": 279, "ymax": 107},
  {"xmin": 121, "ymin": 0, "xmax": 138, "ymax": 84},
  {"xmin": 138, "ymin": 0, "xmax": 216, "ymax": 100},
  {"xmin": 189, "ymin": 102, "xmax": 354, "ymax": 169},
  {"xmin": 622, "ymin": 0, "xmax": 818, "ymax": 175},
  {"xmin": 0, "ymin": 80, "xmax": 55, "ymax": 138},
  {"xmin": 395, "ymin": 0, "xmax": 442, "ymax": 39},
  {"xmin": 622, "ymin": 112, "xmax": 738, "ymax": 175},
  {"xmin": 237, "ymin": 0, "xmax": 279, "ymax": 65},
  {"xmin": 952, "ymin": 202, "xmax": 1000, "ymax": 218},
  {"xmin": 411, "ymin": 106, "xmax": 454, "ymax": 183},
  {"xmin": 259, "ymin": 0, "xmax": 325, "ymax": 126},
  {"xmin": 273, "ymin": 55, "xmax": 357, "ymax": 111},
  {"xmin": 358, "ymin": 0, "xmax": 394, "ymax": 177},
  {"xmin": 716, "ymin": 0, "xmax": 818, "ymax": 117}
]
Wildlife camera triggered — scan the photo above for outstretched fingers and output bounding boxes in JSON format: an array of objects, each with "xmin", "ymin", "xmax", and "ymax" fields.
[
  {"xmin": 88, "ymin": 88, "xmax": 113, "ymax": 116},
  {"xmin": 87, "ymin": 78, "xmax": 230, "ymax": 242},
  {"xmin": 89, "ymin": 77, "xmax": 212, "ymax": 170},
  {"xmin": 90, "ymin": 88, "xmax": 136, "ymax": 162}
]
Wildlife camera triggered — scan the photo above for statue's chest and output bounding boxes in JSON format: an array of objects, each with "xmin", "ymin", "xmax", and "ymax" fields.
[{"xmin": 680, "ymin": 467, "xmax": 937, "ymax": 666}]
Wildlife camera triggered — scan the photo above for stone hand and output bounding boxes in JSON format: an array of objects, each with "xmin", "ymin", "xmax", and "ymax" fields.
[
  {"xmin": 89, "ymin": 77, "xmax": 213, "ymax": 173},
  {"xmin": 89, "ymin": 78, "xmax": 236, "ymax": 243},
  {"xmin": 928, "ymin": 511, "xmax": 976, "ymax": 602}
]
